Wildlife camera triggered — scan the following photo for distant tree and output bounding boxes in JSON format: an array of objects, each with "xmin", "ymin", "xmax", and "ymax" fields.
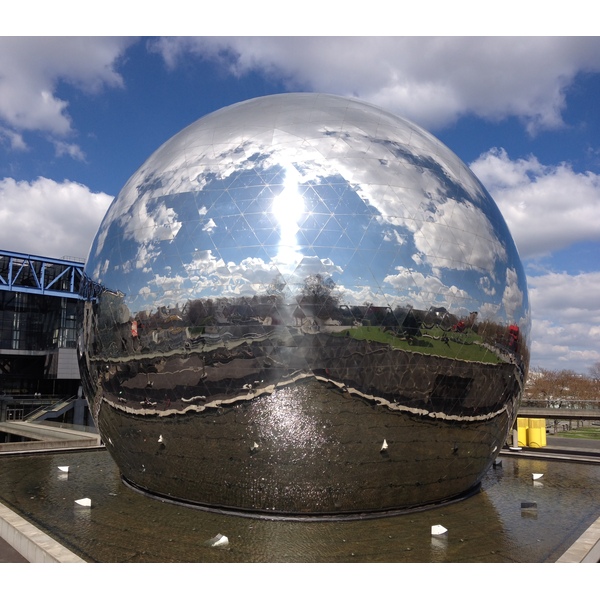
[
  {"xmin": 526, "ymin": 368, "xmax": 599, "ymax": 403},
  {"xmin": 589, "ymin": 361, "xmax": 600, "ymax": 381}
]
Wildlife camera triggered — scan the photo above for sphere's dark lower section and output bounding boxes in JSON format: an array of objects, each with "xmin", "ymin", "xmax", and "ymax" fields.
[
  {"xmin": 97, "ymin": 379, "xmax": 510, "ymax": 516},
  {"xmin": 120, "ymin": 472, "xmax": 483, "ymax": 522}
]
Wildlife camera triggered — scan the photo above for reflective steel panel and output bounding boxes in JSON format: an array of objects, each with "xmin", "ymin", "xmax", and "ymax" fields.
[{"xmin": 79, "ymin": 93, "xmax": 530, "ymax": 517}]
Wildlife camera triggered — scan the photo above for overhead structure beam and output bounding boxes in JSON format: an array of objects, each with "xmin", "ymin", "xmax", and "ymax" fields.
[{"xmin": 0, "ymin": 249, "xmax": 85, "ymax": 300}]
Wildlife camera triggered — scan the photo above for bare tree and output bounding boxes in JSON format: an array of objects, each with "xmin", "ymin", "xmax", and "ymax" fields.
[{"xmin": 589, "ymin": 361, "xmax": 600, "ymax": 381}]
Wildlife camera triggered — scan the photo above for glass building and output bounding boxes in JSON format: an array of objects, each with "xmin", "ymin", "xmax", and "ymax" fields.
[{"xmin": 0, "ymin": 250, "xmax": 83, "ymax": 398}]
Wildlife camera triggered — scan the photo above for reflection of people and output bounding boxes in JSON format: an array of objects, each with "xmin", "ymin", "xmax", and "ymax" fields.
[
  {"xmin": 453, "ymin": 320, "xmax": 465, "ymax": 333},
  {"xmin": 508, "ymin": 324, "xmax": 519, "ymax": 352}
]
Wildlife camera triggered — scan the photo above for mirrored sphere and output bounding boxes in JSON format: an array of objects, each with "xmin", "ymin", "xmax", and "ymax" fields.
[{"xmin": 79, "ymin": 93, "xmax": 530, "ymax": 517}]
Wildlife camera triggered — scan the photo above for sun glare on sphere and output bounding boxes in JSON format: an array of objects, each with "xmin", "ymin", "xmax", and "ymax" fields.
[{"xmin": 273, "ymin": 166, "xmax": 305, "ymax": 263}]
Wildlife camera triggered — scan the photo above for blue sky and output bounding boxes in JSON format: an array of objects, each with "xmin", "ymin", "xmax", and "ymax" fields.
[{"xmin": 1, "ymin": 34, "xmax": 599, "ymax": 375}]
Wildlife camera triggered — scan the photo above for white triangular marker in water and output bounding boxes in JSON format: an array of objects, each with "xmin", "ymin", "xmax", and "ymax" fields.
[
  {"xmin": 532, "ymin": 473, "xmax": 544, "ymax": 480},
  {"xmin": 58, "ymin": 466, "xmax": 69, "ymax": 473},
  {"xmin": 158, "ymin": 435, "xmax": 164, "ymax": 443},
  {"xmin": 380, "ymin": 439, "xmax": 388, "ymax": 452},
  {"xmin": 209, "ymin": 533, "xmax": 229, "ymax": 547},
  {"xmin": 75, "ymin": 498, "xmax": 91, "ymax": 507},
  {"xmin": 431, "ymin": 524, "xmax": 447, "ymax": 536}
]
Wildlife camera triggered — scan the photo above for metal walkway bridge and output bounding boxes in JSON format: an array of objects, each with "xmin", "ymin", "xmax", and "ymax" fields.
[
  {"xmin": 0, "ymin": 249, "xmax": 106, "ymax": 301},
  {"xmin": 0, "ymin": 249, "xmax": 85, "ymax": 300}
]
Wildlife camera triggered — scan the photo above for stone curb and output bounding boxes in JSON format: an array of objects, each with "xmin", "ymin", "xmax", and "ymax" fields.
[{"xmin": 0, "ymin": 501, "xmax": 85, "ymax": 563}]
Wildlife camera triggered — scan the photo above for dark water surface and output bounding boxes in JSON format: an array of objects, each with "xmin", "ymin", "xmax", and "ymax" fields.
[{"xmin": 0, "ymin": 449, "xmax": 598, "ymax": 563}]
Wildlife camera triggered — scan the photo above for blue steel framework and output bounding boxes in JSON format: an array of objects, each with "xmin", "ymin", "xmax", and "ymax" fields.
[
  {"xmin": 0, "ymin": 249, "xmax": 90, "ymax": 402},
  {"xmin": 0, "ymin": 250, "xmax": 84, "ymax": 300}
]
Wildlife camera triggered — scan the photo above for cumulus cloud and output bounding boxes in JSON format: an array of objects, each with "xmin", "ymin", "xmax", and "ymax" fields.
[
  {"xmin": 0, "ymin": 126, "xmax": 27, "ymax": 151},
  {"xmin": 0, "ymin": 177, "xmax": 113, "ymax": 260},
  {"xmin": 470, "ymin": 148, "xmax": 600, "ymax": 259},
  {"xmin": 468, "ymin": 147, "xmax": 600, "ymax": 373},
  {"xmin": 0, "ymin": 37, "xmax": 135, "ymax": 145},
  {"xmin": 528, "ymin": 271, "xmax": 600, "ymax": 371},
  {"xmin": 150, "ymin": 36, "xmax": 600, "ymax": 133}
]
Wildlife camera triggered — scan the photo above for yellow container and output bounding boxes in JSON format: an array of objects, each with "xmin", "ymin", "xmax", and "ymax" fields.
[
  {"xmin": 527, "ymin": 426, "xmax": 542, "ymax": 448},
  {"xmin": 540, "ymin": 419, "xmax": 547, "ymax": 447},
  {"xmin": 517, "ymin": 417, "xmax": 528, "ymax": 447},
  {"xmin": 527, "ymin": 418, "xmax": 547, "ymax": 448}
]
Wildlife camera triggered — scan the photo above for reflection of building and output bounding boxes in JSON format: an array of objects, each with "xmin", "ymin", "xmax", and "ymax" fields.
[{"xmin": 0, "ymin": 250, "xmax": 89, "ymax": 426}]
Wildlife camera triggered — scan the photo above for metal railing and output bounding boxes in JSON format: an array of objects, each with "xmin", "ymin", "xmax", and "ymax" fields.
[{"xmin": 519, "ymin": 398, "xmax": 600, "ymax": 420}]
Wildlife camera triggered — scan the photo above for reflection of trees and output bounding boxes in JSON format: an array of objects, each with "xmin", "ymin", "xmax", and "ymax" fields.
[
  {"xmin": 266, "ymin": 274, "xmax": 286, "ymax": 296},
  {"xmin": 88, "ymin": 269, "xmax": 528, "ymax": 373},
  {"xmin": 93, "ymin": 291, "xmax": 135, "ymax": 356},
  {"xmin": 180, "ymin": 275, "xmax": 288, "ymax": 329},
  {"xmin": 186, "ymin": 298, "xmax": 216, "ymax": 326},
  {"xmin": 297, "ymin": 274, "xmax": 341, "ymax": 321},
  {"xmin": 473, "ymin": 319, "xmax": 529, "ymax": 368}
]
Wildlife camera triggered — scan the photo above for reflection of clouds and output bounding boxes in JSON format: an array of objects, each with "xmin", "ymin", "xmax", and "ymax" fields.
[
  {"xmin": 130, "ymin": 251, "xmax": 349, "ymax": 312},
  {"xmin": 336, "ymin": 284, "xmax": 408, "ymax": 309},
  {"xmin": 120, "ymin": 200, "xmax": 181, "ymax": 245},
  {"xmin": 518, "ymin": 308, "xmax": 531, "ymax": 335},
  {"xmin": 502, "ymin": 267, "xmax": 524, "ymax": 322},
  {"xmin": 136, "ymin": 244, "xmax": 157, "ymax": 272},
  {"xmin": 120, "ymin": 245, "xmax": 159, "ymax": 276},
  {"xmin": 383, "ymin": 228, "xmax": 406, "ymax": 245},
  {"xmin": 287, "ymin": 256, "xmax": 342, "ymax": 285},
  {"xmin": 383, "ymin": 266, "xmax": 470, "ymax": 310},
  {"xmin": 88, "ymin": 94, "xmax": 528, "ymax": 333},
  {"xmin": 479, "ymin": 276, "xmax": 496, "ymax": 296},
  {"xmin": 93, "ymin": 258, "xmax": 110, "ymax": 281},
  {"xmin": 479, "ymin": 302, "xmax": 501, "ymax": 322},
  {"xmin": 202, "ymin": 218, "xmax": 216, "ymax": 232},
  {"xmin": 412, "ymin": 200, "xmax": 506, "ymax": 273},
  {"xmin": 95, "ymin": 95, "xmax": 507, "ymax": 279}
]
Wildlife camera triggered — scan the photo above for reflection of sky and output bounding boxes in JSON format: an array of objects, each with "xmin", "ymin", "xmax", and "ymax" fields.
[{"xmin": 87, "ymin": 94, "xmax": 529, "ymax": 330}]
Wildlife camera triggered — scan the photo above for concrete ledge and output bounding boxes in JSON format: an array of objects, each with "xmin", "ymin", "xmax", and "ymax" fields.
[
  {"xmin": 556, "ymin": 515, "xmax": 600, "ymax": 563},
  {"xmin": 0, "ymin": 438, "xmax": 101, "ymax": 453},
  {"xmin": 0, "ymin": 501, "xmax": 85, "ymax": 563}
]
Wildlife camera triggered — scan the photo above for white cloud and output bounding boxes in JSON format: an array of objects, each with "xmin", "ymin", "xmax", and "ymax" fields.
[
  {"xmin": 150, "ymin": 37, "xmax": 600, "ymax": 132},
  {"xmin": 0, "ymin": 126, "xmax": 27, "ymax": 151},
  {"xmin": 0, "ymin": 37, "xmax": 135, "ymax": 141},
  {"xmin": 528, "ymin": 272, "xmax": 600, "ymax": 372},
  {"xmin": 0, "ymin": 177, "xmax": 113, "ymax": 261},
  {"xmin": 470, "ymin": 148, "xmax": 600, "ymax": 258},
  {"xmin": 54, "ymin": 140, "xmax": 86, "ymax": 161}
]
